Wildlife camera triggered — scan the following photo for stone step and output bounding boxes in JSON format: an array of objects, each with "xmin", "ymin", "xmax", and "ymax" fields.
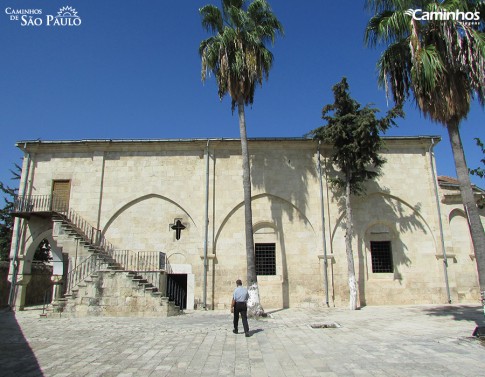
[
  {"xmin": 108, "ymin": 266, "xmax": 125, "ymax": 271},
  {"xmin": 54, "ymin": 220, "xmax": 179, "ymax": 317}
]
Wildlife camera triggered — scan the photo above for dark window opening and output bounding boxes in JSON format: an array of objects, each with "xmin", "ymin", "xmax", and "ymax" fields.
[
  {"xmin": 255, "ymin": 243, "xmax": 276, "ymax": 275},
  {"xmin": 370, "ymin": 241, "xmax": 393, "ymax": 273}
]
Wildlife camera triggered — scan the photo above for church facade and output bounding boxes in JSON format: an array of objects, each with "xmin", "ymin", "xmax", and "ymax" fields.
[{"xmin": 8, "ymin": 137, "xmax": 485, "ymax": 312}]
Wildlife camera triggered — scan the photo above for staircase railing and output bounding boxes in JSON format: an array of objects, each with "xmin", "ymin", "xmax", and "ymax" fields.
[
  {"xmin": 113, "ymin": 250, "xmax": 168, "ymax": 292},
  {"xmin": 13, "ymin": 194, "xmax": 115, "ymax": 255},
  {"xmin": 13, "ymin": 194, "xmax": 52, "ymax": 213},
  {"xmin": 13, "ymin": 195, "xmax": 171, "ymax": 299},
  {"xmin": 61, "ymin": 208, "xmax": 102, "ymax": 247},
  {"xmin": 41, "ymin": 286, "xmax": 53, "ymax": 316},
  {"xmin": 65, "ymin": 254, "xmax": 102, "ymax": 292},
  {"xmin": 112, "ymin": 250, "xmax": 167, "ymax": 272}
]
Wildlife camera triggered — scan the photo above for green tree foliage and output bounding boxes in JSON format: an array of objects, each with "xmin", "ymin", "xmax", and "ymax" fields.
[
  {"xmin": 470, "ymin": 138, "xmax": 485, "ymax": 209},
  {"xmin": 199, "ymin": 0, "xmax": 283, "ymax": 316},
  {"xmin": 365, "ymin": 0, "xmax": 485, "ymax": 301},
  {"xmin": 0, "ymin": 165, "xmax": 20, "ymax": 261},
  {"xmin": 33, "ymin": 239, "xmax": 52, "ymax": 263},
  {"xmin": 470, "ymin": 138, "xmax": 484, "ymax": 179},
  {"xmin": 310, "ymin": 78, "xmax": 403, "ymax": 309}
]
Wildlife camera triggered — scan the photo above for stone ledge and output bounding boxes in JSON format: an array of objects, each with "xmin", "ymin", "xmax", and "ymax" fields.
[
  {"xmin": 435, "ymin": 254, "xmax": 456, "ymax": 260},
  {"xmin": 200, "ymin": 254, "xmax": 217, "ymax": 260}
]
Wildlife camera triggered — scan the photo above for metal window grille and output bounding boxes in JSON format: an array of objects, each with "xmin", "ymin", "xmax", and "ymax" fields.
[
  {"xmin": 370, "ymin": 241, "xmax": 393, "ymax": 273},
  {"xmin": 255, "ymin": 243, "xmax": 276, "ymax": 275},
  {"xmin": 159, "ymin": 252, "xmax": 166, "ymax": 270}
]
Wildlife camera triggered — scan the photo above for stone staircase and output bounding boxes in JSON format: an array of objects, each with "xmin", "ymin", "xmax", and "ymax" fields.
[{"xmin": 43, "ymin": 212, "xmax": 182, "ymax": 318}]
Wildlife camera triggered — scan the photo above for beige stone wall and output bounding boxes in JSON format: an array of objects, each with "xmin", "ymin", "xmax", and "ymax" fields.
[
  {"xmin": 438, "ymin": 185, "xmax": 485, "ymax": 302},
  {"xmin": 12, "ymin": 138, "xmax": 484, "ymax": 310}
]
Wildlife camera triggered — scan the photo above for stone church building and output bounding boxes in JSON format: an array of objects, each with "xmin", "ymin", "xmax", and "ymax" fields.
[{"xmin": 7, "ymin": 137, "xmax": 485, "ymax": 316}]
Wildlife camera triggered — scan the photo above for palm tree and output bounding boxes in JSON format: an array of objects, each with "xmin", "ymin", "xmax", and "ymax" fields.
[
  {"xmin": 198, "ymin": 0, "xmax": 283, "ymax": 315},
  {"xmin": 365, "ymin": 1, "xmax": 485, "ymax": 305}
]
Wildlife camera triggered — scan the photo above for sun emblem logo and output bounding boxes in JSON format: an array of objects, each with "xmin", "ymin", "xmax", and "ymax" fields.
[
  {"xmin": 404, "ymin": 9, "xmax": 415, "ymax": 17},
  {"xmin": 56, "ymin": 6, "xmax": 79, "ymax": 18}
]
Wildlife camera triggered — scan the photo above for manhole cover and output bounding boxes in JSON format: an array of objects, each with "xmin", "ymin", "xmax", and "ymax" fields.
[{"xmin": 310, "ymin": 322, "xmax": 341, "ymax": 329}]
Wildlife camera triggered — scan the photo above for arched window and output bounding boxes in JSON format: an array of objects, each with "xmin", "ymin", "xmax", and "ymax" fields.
[
  {"xmin": 254, "ymin": 223, "xmax": 277, "ymax": 276},
  {"xmin": 366, "ymin": 223, "xmax": 395, "ymax": 275}
]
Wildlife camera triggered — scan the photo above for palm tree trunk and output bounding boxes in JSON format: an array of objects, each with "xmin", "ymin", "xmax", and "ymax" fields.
[
  {"xmin": 447, "ymin": 120, "xmax": 485, "ymax": 309},
  {"xmin": 345, "ymin": 175, "xmax": 358, "ymax": 310},
  {"xmin": 237, "ymin": 98, "xmax": 264, "ymax": 316}
]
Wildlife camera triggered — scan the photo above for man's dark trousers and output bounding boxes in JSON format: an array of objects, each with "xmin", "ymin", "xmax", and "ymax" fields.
[{"xmin": 233, "ymin": 302, "xmax": 249, "ymax": 334}]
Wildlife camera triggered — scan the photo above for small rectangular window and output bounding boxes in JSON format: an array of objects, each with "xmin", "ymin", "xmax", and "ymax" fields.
[
  {"xmin": 370, "ymin": 241, "xmax": 393, "ymax": 273},
  {"xmin": 255, "ymin": 243, "xmax": 276, "ymax": 275}
]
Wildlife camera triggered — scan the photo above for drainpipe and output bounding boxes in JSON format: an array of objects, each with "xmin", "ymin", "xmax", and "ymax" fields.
[
  {"xmin": 317, "ymin": 141, "xmax": 329, "ymax": 307},
  {"xmin": 429, "ymin": 138, "xmax": 451, "ymax": 304},
  {"xmin": 203, "ymin": 140, "xmax": 210, "ymax": 309},
  {"xmin": 96, "ymin": 152, "xmax": 106, "ymax": 231},
  {"xmin": 8, "ymin": 147, "xmax": 31, "ymax": 308}
]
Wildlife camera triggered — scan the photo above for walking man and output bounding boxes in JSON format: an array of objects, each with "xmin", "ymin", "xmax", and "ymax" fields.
[{"xmin": 231, "ymin": 279, "xmax": 250, "ymax": 337}]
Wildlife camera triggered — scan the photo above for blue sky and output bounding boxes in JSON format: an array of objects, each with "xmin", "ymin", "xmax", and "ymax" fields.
[{"xmin": 0, "ymin": 0, "xmax": 483, "ymax": 192}]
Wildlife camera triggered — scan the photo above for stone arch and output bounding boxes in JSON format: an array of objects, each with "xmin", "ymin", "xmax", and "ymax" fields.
[
  {"xmin": 167, "ymin": 252, "xmax": 187, "ymax": 265},
  {"xmin": 214, "ymin": 193, "xmax": 315, "ymax": 250},
  {"xmin": 102, "ymin": 193, "xmax": 197, "ymax": 237},
  {"xmin": 21, "ymin": 229, "xmax": 63, "ymax": 276},
  {"xmin": 448, "ymin": 208, "xmax": 478, "ymax": 301},
  {"xmin": 364, "ymin": 221, "xmax": 399, "ymax": 239},
  {"xmin": 330, "ymin": 191, "xmax": 439, "ymax": 306},
  {"xmin": 448, "ymin": 208, "xmax": 471, "ymax": 255},
  {"xmin": 363, "ymin": 221, "xmax": 404, "ymax": 277},
  {"xmin": 18, "ymin": 229, "xmax": 65, "ymax": 308},
  {"xmin": 213, "ymin": 193, "xmax": 317, "ymax": 309},
  {"xmin": 331, "ymin": 192, "xmax": 437, "ymax": 251},
  {"xmin": 99, "ymin": 194, "xmax": 199, "ymax": 252},
  {"xmin": 253, "ymin": 221, "xmax": 277, "ymax": 233}
]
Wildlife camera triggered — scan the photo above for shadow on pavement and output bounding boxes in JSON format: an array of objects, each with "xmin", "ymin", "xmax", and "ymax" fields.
[
  {"xmin": 422, "ymin": 305, "xmax": 485, "ymax": 325},
  {"xmin": 248, "ymin": 329, "xmax": 264, "ymax": 336},
  {"xmin": 265, "ymin": 308, "xmax": 287, "ymax": 315},
  {"xmin": 0, "ymin": 308, "xmax": 43, "ymax": 377}
]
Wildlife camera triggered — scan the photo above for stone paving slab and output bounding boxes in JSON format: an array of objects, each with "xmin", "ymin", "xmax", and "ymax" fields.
[{"xmin": 0, "ymin": 304, "xmax": 484, "ymax": 376}]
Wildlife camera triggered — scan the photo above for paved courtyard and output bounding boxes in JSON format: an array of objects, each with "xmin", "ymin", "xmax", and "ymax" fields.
[{"xmin": 1, "ymin": 304, "xmax": 484, "ymax": 376}]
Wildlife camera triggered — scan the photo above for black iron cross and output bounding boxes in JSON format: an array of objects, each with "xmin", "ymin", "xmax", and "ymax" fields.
[{"xmin": 170, "ymin": 219, "xmax": 186, "ymax": 240}]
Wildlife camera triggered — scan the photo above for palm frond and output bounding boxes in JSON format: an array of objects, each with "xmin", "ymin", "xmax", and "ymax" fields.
[
  {"xmin": 248, "ymin": 0, "xmax": 284, "ymax": 43},
  {"xmin": 199, "ymin": 0, "xmax": 283, "ymax": 109},
  {"xmin": 365, "ymin": 0, "xmax": 416, "ymax": 14},
  {"xmin": 377, "ymin": 40, "xmax": 412, "ymax": 104},
  {"xmin": 200, "ymin": 5, "xmax": 224, "ymax": 34},
  {"xmin": 365, "ymin": 10, "xmax": 410, "ymax": 47},
  {"xmin": 367, "ymin": 0, "xmax": 485, "ymax": 123}
]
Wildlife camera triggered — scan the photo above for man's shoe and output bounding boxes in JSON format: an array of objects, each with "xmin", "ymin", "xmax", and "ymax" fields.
[
  {"xmin": 245, "ymin": 332, "xmax": 250, "ymax": 337},
  {"xmin": 233, "ymin": 329, "xmax": 238, "ymax": 334}
]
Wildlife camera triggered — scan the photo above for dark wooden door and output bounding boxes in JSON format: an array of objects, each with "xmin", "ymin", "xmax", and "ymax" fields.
[{"xmin": 51, "ymin": 180, "xmax": 70, "ymax": 212}]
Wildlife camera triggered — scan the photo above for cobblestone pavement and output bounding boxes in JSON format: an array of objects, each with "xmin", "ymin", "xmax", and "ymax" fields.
[{"xmin": 1, "ymin": 304, "xmax": 484, "ymax": 376}]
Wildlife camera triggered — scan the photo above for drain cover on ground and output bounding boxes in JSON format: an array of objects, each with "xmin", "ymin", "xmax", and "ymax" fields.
[{"xmin": 310, "ymin": 322, "xmax": 341, "ymax": 329}]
